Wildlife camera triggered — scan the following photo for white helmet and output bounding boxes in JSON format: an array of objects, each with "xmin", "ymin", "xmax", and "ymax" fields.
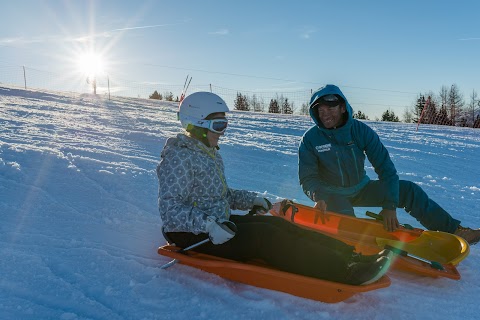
[{"xmin": 178, "ymin": 92, "xmax": 229, "ymax": 130}]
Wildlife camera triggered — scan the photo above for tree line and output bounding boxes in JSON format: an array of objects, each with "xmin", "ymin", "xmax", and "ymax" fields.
[
  {"xmin": 403, "ymin": 84, "xmax": 480, "ymax": 127},
  {"xmin": 148, "ymin": 85, "xmax": 479, "ymax": 128},
  {"xmin": 354, "ymin": 84, "xmax": 479, "ymax": 127},
  {"xmin": 149, "ymin": 90, "xmax": 178, "ymax": 102},
  {"xmin": 232, "ymin": 92, "xmax": 295, "ymax": 114}
]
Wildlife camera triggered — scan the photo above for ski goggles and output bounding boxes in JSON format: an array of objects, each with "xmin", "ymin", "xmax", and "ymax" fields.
[
  {"xmin": 200, "ymin": 118, "xmax": 229, "ymax": 133},
  {"xmin": 311, "ymin": 94, "xmax": 344, "ymax": 108}
]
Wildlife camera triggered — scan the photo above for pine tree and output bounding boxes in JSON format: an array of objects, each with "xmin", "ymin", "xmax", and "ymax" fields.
[
  {"xmin": 282, "ymin": 98, "xmax": 293, "ymax": 114},
  {"xmin": 448, "ymin": 84, "xmax": 464, "ymax": 125},
  {"xmin": 436, "ymin": 106, "xmax": 452, "ymax": 126},
  {"xmin": 422, "ymin": 95, "xmax": 438, "ymax": 124},
  {"xmin": 269, "ymin": 99, "xmax": 280, "ymax": 113},
  {"xmin": 234, "ymin": 92, "xmax": 250, "ymax": 111},
  {"xmin": 353, "ymin": 110, "xmax": 368, "ymax": 120},
  {"xmin": 413, "ymin": 94, "xmax": 425, "ymax": 123},
  {"xmin": 381, "ymin": 109, "xmax": 399, "ymax": 122},
  {"xmin": 149, "ymin": 90, "xmax": 162, "ymax": 100}
]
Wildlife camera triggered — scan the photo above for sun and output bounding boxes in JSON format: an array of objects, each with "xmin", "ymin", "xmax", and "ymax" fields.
[{"xmin": 76, "ymin": 51, "xmax": 105, "ymax": 77}]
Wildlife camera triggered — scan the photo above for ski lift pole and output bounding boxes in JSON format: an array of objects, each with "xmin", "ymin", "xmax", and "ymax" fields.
[
  {"xmin": 160, "ymin": 238, "xmax": 210, "ymax": 269},
  {"xmin": 416, "ymin": 96, "xmax": 431, "ymax": 132},
  {"xmin": 179, "ymin": 75, "xmax": 192, "ymax": 103}
]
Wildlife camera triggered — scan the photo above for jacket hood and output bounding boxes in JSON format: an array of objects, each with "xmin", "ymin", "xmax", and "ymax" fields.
[
  {"xmin": 162, "ymin": 133, "xmax": 191, "ymax": 151},
  {"xmin": 308, "ymin": 84, "xmax": 353, "ymax": 129},
  {"xmin": 161, "ymin": 133, "xmax": 214, "ymax": 158}
]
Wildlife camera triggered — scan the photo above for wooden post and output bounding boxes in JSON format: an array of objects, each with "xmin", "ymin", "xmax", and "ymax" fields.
[{"xmin": 23, "ymin": 66, "xmax": 26, "ymax": 89}]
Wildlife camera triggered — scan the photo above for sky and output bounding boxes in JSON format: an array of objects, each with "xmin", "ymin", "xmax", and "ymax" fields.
[
  {"xmin": 1, "ymin": 1, "xmax": 480, "ymax": 118},
  {"xmin": 1, "ymin": 85, "xmax": 480, "ymax": 319}
]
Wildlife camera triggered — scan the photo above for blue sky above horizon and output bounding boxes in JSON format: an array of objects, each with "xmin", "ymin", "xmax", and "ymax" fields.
[{"xmin": 1, "ymin": 0, "xmax": 480, "ymax": 118}]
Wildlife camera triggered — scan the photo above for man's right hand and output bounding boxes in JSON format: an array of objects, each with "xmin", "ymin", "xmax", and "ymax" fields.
[
  {"xmin": 313, "ymin": 200, "xmax": 328, "ymax": 223},
  {"xmin": 314, "ymin": 200, "xmax": 327, "ymax": 213},
  {"xmin": 379, "ymin": 209, "xmax": 400, "ymax": 232}
]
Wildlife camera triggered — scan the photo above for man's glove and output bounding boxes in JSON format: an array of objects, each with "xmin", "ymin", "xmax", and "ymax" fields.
[
  {"xmin": 205, "ymin": 216, "xmax": 237, "ymax": 245},
  {"xmin": 253, "ymin": 196, "xmax": 272, "ymax": 213}
]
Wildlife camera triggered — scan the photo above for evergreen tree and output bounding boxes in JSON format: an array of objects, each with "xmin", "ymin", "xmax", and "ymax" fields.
[
  {"xmin": 436, "ymin": 106, "xmax": 453, "ymax": 126},
  {"xmin": 413, "ymin": 94, "xmax": 425, "ymax": 123},
  {"xmin": 269, "ymin": 99, "xmax": 280, "ymax": 113},
  {"xmin": 448, "ymin": 84, "xmax": 464, "ymax": 125},
  {"xmin": 149, "ymin": 90, "xmax": 162, "ymax": 100},
  {"xmin": 282, "ymin": 98, "xmax": 293, "ymax": 114},
  {"xmin": 422, "ymin": 94, "xmax": 438, "ymax": 124},
  {"xmin": 234, "ymin": 92, "xmax": 250, "ymax": 111},
  {"xmin": 381, "ymin": 109, "xmax": 399, "ymax": 122},
  {"xmin": 353, "ymin": 110, "xmax": 368, "ymax": 120}
]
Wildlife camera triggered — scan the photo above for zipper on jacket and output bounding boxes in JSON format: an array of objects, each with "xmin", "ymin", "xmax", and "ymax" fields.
[
  {"xmin": 335, "ymin": 151, "xmax": 345, "ymax": 186},
  {"xmin": 198, "ymin": 144, "xmax": 228, "ymax": 195},
  {"xmin": 350, "ymin": 148, "xmax": 360, "ymax": 181},
  {"xmin": 198, "ymin": 143, "xmax": 229, "ymax": 218}
]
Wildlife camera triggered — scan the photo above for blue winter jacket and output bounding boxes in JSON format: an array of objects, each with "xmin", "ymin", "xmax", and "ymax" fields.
[{"xmin": 298, "ymin": 84, "xmax": 399, "ymax": 210}]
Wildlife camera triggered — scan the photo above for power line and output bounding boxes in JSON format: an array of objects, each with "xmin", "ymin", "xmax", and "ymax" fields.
[{"xmin": 142, "ymin": 63, "xmax": 419, "ymax": 95}]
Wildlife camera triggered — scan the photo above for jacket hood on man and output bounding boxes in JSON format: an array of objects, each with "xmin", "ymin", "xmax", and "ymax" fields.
[
  {"xmin": 299, "ymin": 85, "xmax": 400, "ymax": 211},
  {"xmin": 308, "ymin": 84, "xmax": 353, "ymax": 130}
]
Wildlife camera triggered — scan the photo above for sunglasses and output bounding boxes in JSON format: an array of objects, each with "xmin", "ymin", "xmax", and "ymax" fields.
[
  {"xmin": 204, "ymin": 118, "xmax": 228, "ymax": 133},
  {"xmin": 322, "ymin": 94, "xmax": 340, "ymax": 102}
]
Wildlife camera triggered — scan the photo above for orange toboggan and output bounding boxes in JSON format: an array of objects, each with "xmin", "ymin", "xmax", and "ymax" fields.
[
  {"xmin": 268, "ymin": 200, "xmax": 469, "ymax": 280},
  {"xmin": 158, "ymin": 244, "xmax": 390, "ymax": 303},
  {"xmin": 157, "ymin": 200, "xmax": 469, "ymax": 303}
]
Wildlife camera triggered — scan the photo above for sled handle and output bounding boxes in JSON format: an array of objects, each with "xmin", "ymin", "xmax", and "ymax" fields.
[
  {"xmin": 366, "ymin": 211, "xmax": 415, "ymax": 230},
  {"xmin": 383, "ymin": 244, "xmax": 444, "ymax": 270},
  {"xmin": 160, "ymin": 238, "xmax": 210, "ymax": 269}
]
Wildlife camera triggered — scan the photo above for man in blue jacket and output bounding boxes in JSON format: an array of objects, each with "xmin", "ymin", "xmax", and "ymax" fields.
[{"xmin": 298, "ymin": 84, "xmax": 480, "ymax": 244}]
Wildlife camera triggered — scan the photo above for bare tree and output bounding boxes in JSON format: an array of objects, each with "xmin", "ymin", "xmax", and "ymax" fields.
[
  {"xmin": 250, "ymin": 94, "xmax": 261, "ymax": 112},
  {"xmin": 466, "ymin": 89, "xmax": 478, "ymax": 127},
  {"xmin": 402, "ymin": 107, "xmax": 414, "ymax": 123},
  {"xmin": 300, "ymin": 102, "xmax": 309, "ymax": 115},
  {"xmin": 439, "ymin": 85, "xmax": 448, "ymax": 110}
]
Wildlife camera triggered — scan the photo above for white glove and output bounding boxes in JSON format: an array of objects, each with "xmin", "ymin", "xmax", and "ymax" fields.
[
  {"xmin": 205, "ymin": 216, "xmax": 237, "ymax": 245},
  {"xmin": 253, "ymin": 196, "xmax": 272, "ymax": 213}
]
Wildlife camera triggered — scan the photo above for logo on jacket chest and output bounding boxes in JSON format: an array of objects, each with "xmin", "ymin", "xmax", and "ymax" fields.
[{"xmin": 315, "ymin": 143, "xmax": 331, "ymax": 153}]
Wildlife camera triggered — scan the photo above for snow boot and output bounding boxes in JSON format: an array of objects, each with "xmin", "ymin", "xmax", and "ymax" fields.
[
  {"xmin": 454, "ymin": 226, "xmax": 480, "ymax": 245},
  {"xmin": 345, "ymin": 256, "xmax": 391, "ymax": 286}
]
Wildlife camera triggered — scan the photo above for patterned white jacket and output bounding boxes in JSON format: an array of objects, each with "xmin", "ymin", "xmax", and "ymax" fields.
[{"xmin": 157, "ymin": 133, "xmax": 257, "ymax": 234}]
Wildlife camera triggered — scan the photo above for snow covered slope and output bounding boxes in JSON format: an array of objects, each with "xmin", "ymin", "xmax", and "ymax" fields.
[{"xmin": 1, "ymin": 86, "xmax": 479, "ymax": 319}]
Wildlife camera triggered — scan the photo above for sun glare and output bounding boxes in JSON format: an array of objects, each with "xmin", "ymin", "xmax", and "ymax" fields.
[{"xmin": 77, "ymin": 52, "xmax": 105, "ymax": 77}]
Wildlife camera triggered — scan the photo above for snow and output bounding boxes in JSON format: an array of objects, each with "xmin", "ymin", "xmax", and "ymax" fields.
[{"xmin": 1, "ymin": 86, "xmax": 480, "ymax": 319}]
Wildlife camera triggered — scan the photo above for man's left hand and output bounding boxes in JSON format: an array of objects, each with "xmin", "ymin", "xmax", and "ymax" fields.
[{"xmin": 379, "ymin": 209, "xmax": 400, "ymax": 232}]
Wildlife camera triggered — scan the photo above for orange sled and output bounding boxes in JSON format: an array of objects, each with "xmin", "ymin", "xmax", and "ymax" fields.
[
  {"xmin": 269, "ymin": 200, "xmax": 469, "ymax": 280},
  {"xmin": 158, "ymin": 245, "xmax": 391, "ymax": 303}
]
